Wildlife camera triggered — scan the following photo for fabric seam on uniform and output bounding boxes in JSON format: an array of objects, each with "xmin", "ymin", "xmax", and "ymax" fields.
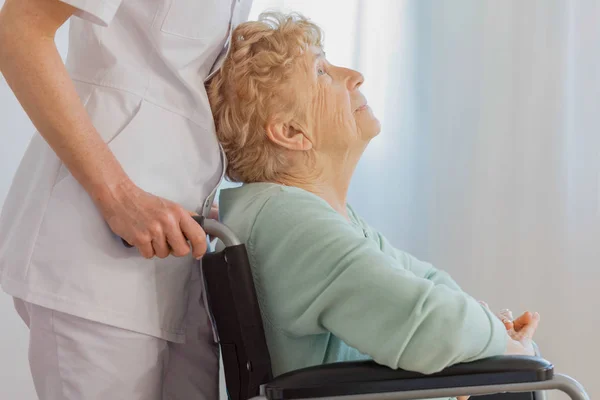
[
  {"xmin": 50, "ymin": 309, "xmax": 70, "ymax": 398},
  {"xmin": 71, "ymin": 77, "xmax": 143, "ymax": 99},
  {"xmin": 62, "ymin": 0, "xmax": 119, "ymax": 26},
  {"xmin": 70, "ymin": 78, "xmax": 208, "ymax": 128},
  {"xmin": 141, "ymin": 5, "xmax": 162, "ymax": 100}
]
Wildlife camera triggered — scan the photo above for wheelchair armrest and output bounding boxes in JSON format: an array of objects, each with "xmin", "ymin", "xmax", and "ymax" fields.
[{"xmin": 263, "ymin": 356, "xmax": 554, "ymax": 400}]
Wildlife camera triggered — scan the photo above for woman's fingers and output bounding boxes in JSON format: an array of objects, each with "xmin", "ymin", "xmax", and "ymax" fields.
[
  {"xmin": 513, "ymin": 312, "xmax": 531, "ymax": 331},
  {"xmin": 498, "ymin": 309, "xmax": 514, "ymax": 330},
  {"xmin": 479, "ymin": 304, "xmax": 540, "ymax": 344},
  {"xmin": 482, "ymin": 303, "xmax": 515, "ymax": 331},
  {"xmin": 498, "ymin": 309, "xmax": 513, "ymax": 321},
  {"xmin": 516, "ymin": 312, "xmax": 540, "ymax": 339}
]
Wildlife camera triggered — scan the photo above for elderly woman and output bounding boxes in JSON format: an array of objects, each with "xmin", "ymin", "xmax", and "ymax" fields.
[{"xmin": 207, "ymin": 12, "xmax": 539, "ymax": 379}]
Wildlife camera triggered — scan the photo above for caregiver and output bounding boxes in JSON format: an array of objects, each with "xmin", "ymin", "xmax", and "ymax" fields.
[{"xmin": 0, "ymin": 0, "xmax": 252, "ymax": 398}]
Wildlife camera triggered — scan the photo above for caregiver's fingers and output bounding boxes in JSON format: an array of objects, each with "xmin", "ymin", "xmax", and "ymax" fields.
[
  {"xmin": 148, "ymin": 222, "xmax": 171, "ymax": 259},
  {"xmin": 165, "ymin": 229, "xmax": 191, "ymax": 257},
  {"xmin": 137, "ymin": 241, "xmax": 155, "ymax": 259},
  {"xmin": 180, "ymin": 214, "xmax": 208, "ymax": 260},
  {"xmin": 101, "ymin": 181, "xmax": 198, "ymax": 259},
  {"xmin": 152, "ymin": 238, "xmax": 170, "ymax": 258}
]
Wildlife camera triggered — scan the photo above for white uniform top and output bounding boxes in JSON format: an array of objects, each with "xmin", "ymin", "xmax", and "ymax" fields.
[{"xmin": 0, "ymin": 0, "xmax": 252, "ymax": 342}]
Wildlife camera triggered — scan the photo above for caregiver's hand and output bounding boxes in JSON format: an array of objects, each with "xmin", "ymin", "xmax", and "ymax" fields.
[{"xmin": 97, "ymin": 179, "xmax": 207, "ymax": 259}]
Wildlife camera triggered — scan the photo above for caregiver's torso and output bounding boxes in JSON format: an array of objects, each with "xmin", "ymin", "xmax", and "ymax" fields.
[{"xmin": 0, "ymin": 0, "xmax": 252, "ymax": 342}]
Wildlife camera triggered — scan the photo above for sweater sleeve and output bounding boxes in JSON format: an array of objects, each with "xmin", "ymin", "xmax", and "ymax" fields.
[
  {"xmin": 348, "ymin": 205, "xmax": 463, "ymax": 291},
  {"xmin": 377, "ymin": 231, "xmax": 463, "ymax": 292},
  {"xmin": 250, "ymin": 190, "xmax": 507, "ymax": 375}
]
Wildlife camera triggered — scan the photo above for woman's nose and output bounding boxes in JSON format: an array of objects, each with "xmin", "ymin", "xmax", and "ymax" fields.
[{"xmin": 348, "ymin": 69, "xmax": 364, "ymax": 90}]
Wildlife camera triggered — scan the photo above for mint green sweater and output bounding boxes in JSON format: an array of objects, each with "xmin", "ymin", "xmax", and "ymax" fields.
[{"xmin": 219, "ymin": 183, "xmax": 507, "ymax": 378}]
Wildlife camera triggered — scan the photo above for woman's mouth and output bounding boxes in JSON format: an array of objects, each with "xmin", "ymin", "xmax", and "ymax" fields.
[{"xmin": 355, "ymin": 104, "xmax": 369, "ymax": 112}]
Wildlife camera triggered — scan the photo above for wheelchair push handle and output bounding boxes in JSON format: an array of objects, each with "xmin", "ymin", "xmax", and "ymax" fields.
[{"xmin": 121, "ymin": 215, "xmax": 242, "ymax": 249}]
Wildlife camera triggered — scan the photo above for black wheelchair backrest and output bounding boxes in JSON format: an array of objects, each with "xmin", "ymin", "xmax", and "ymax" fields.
[{"xmin": 202, "ymin": 242, "xmax": 273, "ymax": 400}]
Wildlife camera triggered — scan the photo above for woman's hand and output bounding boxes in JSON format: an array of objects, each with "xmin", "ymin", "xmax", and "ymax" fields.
[
  {"xmin": 496, "ymin": 308, "xmax": 515, "ymax": 331},
  {"xmin": 505, "ymin": 311, "xmax": 539, "ymax": 338},
  {"xmin": 503, "ymin": 311, "xmax": 540, "ymax": 356},
  {"xmin": 96, "ymin": 179, "xmax": 208, "ymax": 260},
  {"xmin": 479, "ymin": 301, "xmax": 536, "ymax": 333},
  {"xmin": 488, "ymin": 304, "xmax": 539, "ymax": 338},
  {"xmin": 479, "ymin": 301, "xmax": 540, "ymax": 356},
  {"xmin": 480, "ymin": 301, "xmax": 513, "ymax": 329},
  {"xmin": 500, "ymin": 309, "xmax": 538, "ymax": 335}
]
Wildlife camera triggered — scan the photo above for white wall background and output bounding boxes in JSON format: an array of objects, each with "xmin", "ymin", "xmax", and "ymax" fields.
[{"xmin": 1, "ymin": 0, "xmax": 599, "ymax": 399}]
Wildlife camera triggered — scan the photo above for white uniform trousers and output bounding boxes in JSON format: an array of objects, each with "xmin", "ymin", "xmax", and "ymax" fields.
[{"xmin": 13, "ymin": 277, "xmax": 218, "ymax": 400}]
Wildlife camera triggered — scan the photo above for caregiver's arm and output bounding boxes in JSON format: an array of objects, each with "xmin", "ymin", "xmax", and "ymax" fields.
[
  {"xmin": 0, "ymin": 0, "xmax": 207, "ymax": 259},
  {"xmin": 252, "ymin": 191, "xmax": 533, "ymax": 375}
]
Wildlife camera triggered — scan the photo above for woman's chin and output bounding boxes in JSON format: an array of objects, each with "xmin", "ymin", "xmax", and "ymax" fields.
[
  {"xmin": 357, "ymin": 109, "xmax": 381, "ymax": 139},
  {"xmin": 364, "ymin": 119, "xmax": 382, "ymax": 140}
]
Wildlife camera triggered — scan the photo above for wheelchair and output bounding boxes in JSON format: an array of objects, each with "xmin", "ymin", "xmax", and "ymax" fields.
[{"xmin": 198, "ymin": 217, "xmax": 589, "ymax": 400}]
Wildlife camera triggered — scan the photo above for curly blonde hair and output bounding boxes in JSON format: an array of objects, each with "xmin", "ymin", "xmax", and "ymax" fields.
[{"xmin": 207, "ymin": 11, "xmax": 324, "ymax": 183}]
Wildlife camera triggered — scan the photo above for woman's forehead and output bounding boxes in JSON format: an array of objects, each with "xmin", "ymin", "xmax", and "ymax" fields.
[
  {"xmin": 310, "ymin": 46, "xmax": 326, "ymax": 61},
  {"xmin": 297, "ymin": 46, "xmax": 326, "ymax": 73},
  {"xmin": 290, "ymin": 46, "xmax": 321, "ymax": 73}
]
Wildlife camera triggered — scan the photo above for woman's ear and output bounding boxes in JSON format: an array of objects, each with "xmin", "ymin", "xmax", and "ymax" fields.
[{"xmin": 265, "ymin": 120, "xmax": 313, "ymax": 151}]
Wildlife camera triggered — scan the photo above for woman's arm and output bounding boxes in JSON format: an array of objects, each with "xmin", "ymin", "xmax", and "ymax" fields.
[
  {"xmin": 349, "ymin": 207, "xmax": 463, "ymax": 291},
  {"xmin": 379, "ymin": 235, "xmax": 463, "ymax": 291},
  {"xmin": 352, "ymin": 210, "xmax": 540, "ymax": 358},
  {"xmin": 250, "ymin": 191, "xmax": 509, "ymax": 375},
  {"xmin": 0, "ymin": 0, "xmax": 207, "ymax": 259}
]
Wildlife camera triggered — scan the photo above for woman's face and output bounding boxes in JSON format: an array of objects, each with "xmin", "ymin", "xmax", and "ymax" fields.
[{"xmin": 291, "ymin": 46, "xmax": 381, "ymax": 155}]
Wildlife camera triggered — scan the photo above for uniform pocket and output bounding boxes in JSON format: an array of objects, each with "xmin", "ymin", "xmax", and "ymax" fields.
[
  {"xmin": 107, "ymin": 100, "xmax": 222, "ymax": 210},
  {"xmin": 160, "ymin": 0, "xmax": 231, "ymax": 40},
  {"xmin": 54, "ymin": 93, "xmax": 143, "ymax": 184}
]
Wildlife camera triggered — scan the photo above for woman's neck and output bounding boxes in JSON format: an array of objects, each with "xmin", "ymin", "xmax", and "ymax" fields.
[
  {"xmin": 301, "ymin": 179, "xmax": 350, "ymax": 219},
  {"xmin": 278, "ymin": 153, "xmax": 359, "ymax": 221}
]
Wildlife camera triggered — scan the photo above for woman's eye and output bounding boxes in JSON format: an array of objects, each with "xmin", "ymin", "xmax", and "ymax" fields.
[{"xmin": 317, "ymin": 67, "xmax": 325, "ymax": 76}]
